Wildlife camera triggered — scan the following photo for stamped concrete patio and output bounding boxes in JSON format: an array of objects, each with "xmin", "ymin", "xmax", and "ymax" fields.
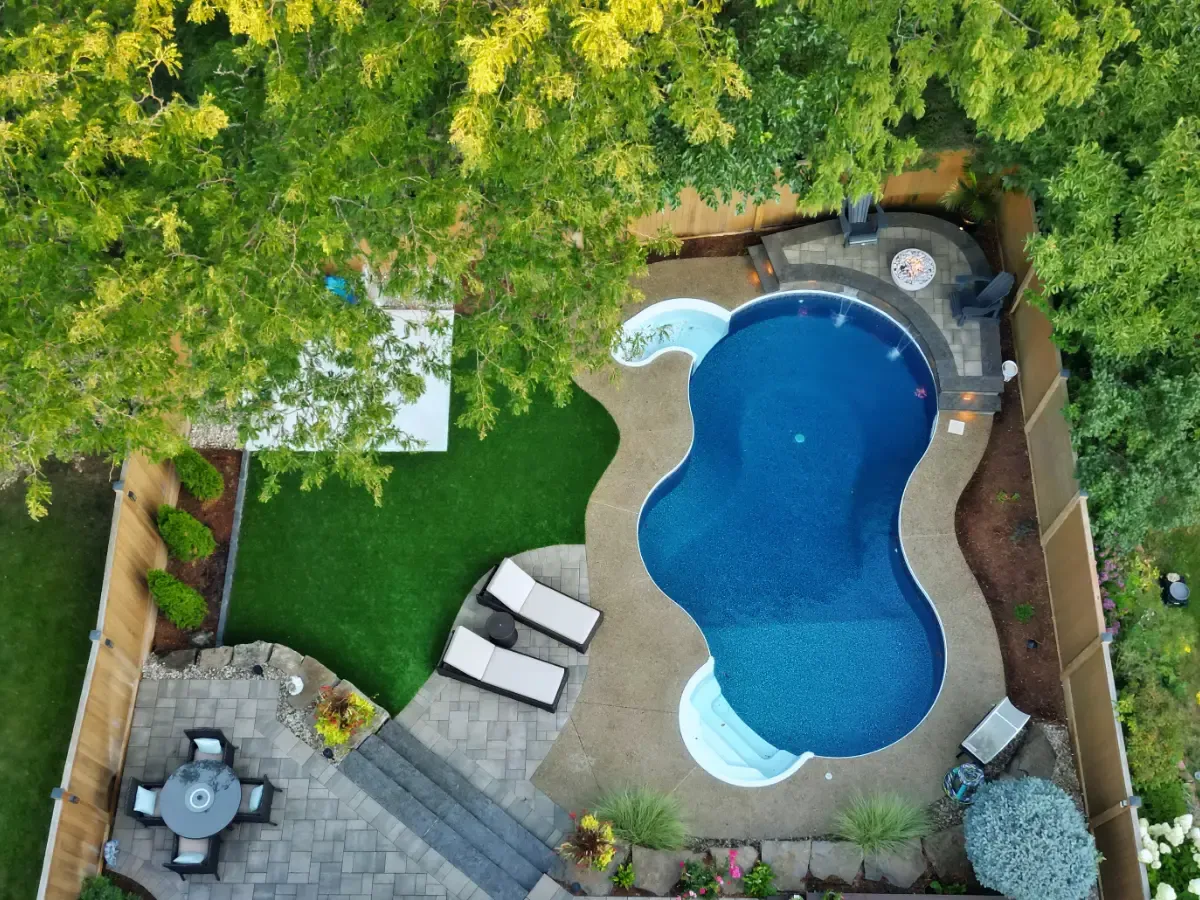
[{"xmin": 531, "ymin": 252, "xmax": 1006, "ymax": 837}]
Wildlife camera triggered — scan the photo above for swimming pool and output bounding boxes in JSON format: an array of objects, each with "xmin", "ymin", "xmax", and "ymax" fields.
[{"xmin": 624, "ymin": 292, "xmax": 945, "ymax": 784}]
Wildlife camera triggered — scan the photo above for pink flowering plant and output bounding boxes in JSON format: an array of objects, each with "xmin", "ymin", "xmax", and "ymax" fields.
[{"xmin": 677, "ymin": 859, "xmax": 722, "ymax": 897}]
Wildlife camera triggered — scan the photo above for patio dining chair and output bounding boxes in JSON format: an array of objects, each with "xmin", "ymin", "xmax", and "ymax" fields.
[
  {"xmin": 950, "ymin": 271, "xmax": 1015, "ymax": 325},
  {"xmin": 126, "ymin": 778, "xmax": 166, "ymax": 828},
  {"xmin": 437, "ymin": 626, "xmax": 567, "ymax": 712},
  {"xmin": 959, "ymin": 696, "xmax": 1031, "ymax": 765},
  {"xmin": 478, "ymin": 558, "xmax": 603, "ymax": 652},
  {"xmin": 232, "ymin": 775, "xmax": 282, "ymax": 826},
  {"xmin": 185, "ymin": 727, "xmax": 236, "ymax": 767},
  {"xmin": 164, "ymin": 832, "xmax": 222, "ymax": 881},
  {"xmin": 838, "ymin": 194, "xmax": 886, "ymax": 246}
]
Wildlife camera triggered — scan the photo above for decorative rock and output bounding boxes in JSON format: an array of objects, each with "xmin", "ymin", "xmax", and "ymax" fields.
[
  {"xmin": 712, "ymin": 845, "xmax": 758, "ymax": 891},
  {"xmin": 268, "ymin": 643, "xmax": 304, "ymax": 676},
  {"xmin": 760, "ymin": 840, "xmax": 810, "ymax": 891},
  {"xmin": 864, "ymin": 840, "xmax": 926, "ymax": 888},
  {"xmin": 924, "ymin": 825, "xmax": 972, "ymax": 884},
  {"xmin": 570, "ymin": 844, "xmax": 627, "ymax": 895},
  {"xmin": 197, "ymin": 646, "xmax": 233, "ymax": 669},
  {"xmin": 189, "ymin": 631, "xmax": 214, "ymax": 648},
  {"xmin": 808, "ymin": 841, "xmax": 862, "ymax": 884},
  {"xmin": 1007, "ymin": 723, "xmax": 1056, "ymax": 780},
  {"xmin": 631, "ymin": 847, "xmax": 702, "ymax": 895},
  {"xmin": 288, "ymin": 656, "xmax": 337, "ymax": 709},
  {"xmin": 161, "ymin": 649, "xmax": 197, "ymax": 671},
  {"xmin": 230, "ymin": 640, "xmax": 273, "ymax": 669}
]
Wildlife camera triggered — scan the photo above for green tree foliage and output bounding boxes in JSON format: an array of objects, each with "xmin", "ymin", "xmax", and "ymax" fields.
[
  {"xmin": 146, "ymin": 568, "xmax": 206, "ymax": 629},
  {"xmin": 157, "ymin": 504, "xmax": 216, "ymax": 561},
  {"xmin": 174, "ymin": 448, "xmax": 224, "ymax": 501},
  {"xmin": 1, "ymin": 0, "xmax": 742, "ymax": 514}
]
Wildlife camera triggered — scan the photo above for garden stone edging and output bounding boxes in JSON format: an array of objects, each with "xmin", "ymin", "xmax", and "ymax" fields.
[
  {"xmin": 863, "ymin": 839, "xmax": 925, "ymax": 889},
  {"xmin": 146, "ymin": 640, "xmax": 389, "ymax": 764},
  {"xmin": 923, "ymin": 825, "xmax": 972, "ymax": 885},
  {"xmin": 567, "ymin": 842, "xmax": 627, "ymax": 895},
  {"xmin": 760, "ymin": 840, "xmax": 811, "ymax": 892},
  {"xmin": 808, "ymin": 840, "xmax": 863, "ymax": 883},
  {"xmin": 631, "ymin": 847, "xmax": 705, "ymax": 895},
  {"xmin": 711, "ymin": 845, "xmax": 758, "ymax": 893}
]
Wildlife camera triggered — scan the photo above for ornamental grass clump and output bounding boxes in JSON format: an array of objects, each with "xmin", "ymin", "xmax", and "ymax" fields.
[
  {"xmin": 964, "ymin": 777, "xmax": 1097, "ymax": 900},
  {"xmin": 173, "ymin": 448, "xmax": 224, "ymax": 501},
  {"xmin": 834, "ymin": 791, "xmax": 930, "ymax": 854},
  {"xmin": 157, "ymin": 504, "xmax": 216, "ymax": 562},
  {"xmin": 146, "ymin": 569, "xmax": 206, "ymax": 630},
  {"xmin": 595, "ymin": 787, "xmax": 687, "ymax": 850},
  {"xmin": 313, "ymin": 686, "xmax": 376, "ymax": 747},
  {"xmin": 558, "ymin": 813, "xmax": 616, "ymax": 871}
]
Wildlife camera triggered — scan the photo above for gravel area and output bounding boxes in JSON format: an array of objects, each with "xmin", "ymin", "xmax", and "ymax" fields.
[{"xmin": 188, "ymin": 420, "xmax": 242, "ymax": 449}]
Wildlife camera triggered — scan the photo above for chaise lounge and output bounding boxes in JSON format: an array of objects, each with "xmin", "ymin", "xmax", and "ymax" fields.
[
  {"xmin": 437, "ymin": 626, "xmax": 568, "ymax": 712},
  {"xmin": 478, "ymin": 558, "xmax": 603, "ymax": 652}
]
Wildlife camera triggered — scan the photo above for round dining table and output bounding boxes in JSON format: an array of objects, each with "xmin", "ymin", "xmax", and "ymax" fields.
[{"xmin": 160, "ymin": 760, "xmax": 242, "ymax": 838}]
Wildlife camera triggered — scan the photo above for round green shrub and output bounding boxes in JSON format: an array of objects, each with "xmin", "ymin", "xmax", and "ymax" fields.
[
  {"xmin": 965, "ymin": 777, "xmax": 1097, "ymax": 900},
  {"xmin": 157, "ymin": 504, "xmax": 216, "ymax": 561},
  {"xmin": 146, "ymin": 569, "xmax": 207, "ymax": 630},
  {"xmin": 173, "ymin": 448, "xmax": 224, "ymax": 501},
  {"xmin": 80, "ymin": 875, "xmax": 137, "ymax": 900}
]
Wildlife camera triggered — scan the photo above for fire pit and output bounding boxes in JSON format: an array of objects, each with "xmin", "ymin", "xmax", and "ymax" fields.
[{"xmin": 891, "ymin": 248, "xmax": 936, "ymax": 291}]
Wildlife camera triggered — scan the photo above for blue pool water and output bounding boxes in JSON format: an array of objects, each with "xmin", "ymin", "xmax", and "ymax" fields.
[{"xmin": 638, "ymin": 293, "xmax": 945, "ymax": 758}]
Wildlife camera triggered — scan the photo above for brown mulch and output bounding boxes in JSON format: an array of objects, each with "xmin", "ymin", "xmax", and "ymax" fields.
[
  {"xmin": 152, "ymin": 449, "xmax": 241, "ymax": 653},
  {"xmin": 954, "ymin": 319, "xmax": 1067, "ymax": 723}
]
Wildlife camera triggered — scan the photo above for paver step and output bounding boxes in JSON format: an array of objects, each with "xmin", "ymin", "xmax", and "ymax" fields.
[
  {"xmin": 747, "ymin": 244, "xmax": 780, "ymax": 293},
  {"xmin": 341, "ymin": 750, "xmax": 529, "ymax": 900},
  {"xmin": 377, "ymin": 720, "xmax": 558, "ymax": 874},
  {"xmin": 938, "ymin": 391, "xmax": 1001, "ymax": 413}
]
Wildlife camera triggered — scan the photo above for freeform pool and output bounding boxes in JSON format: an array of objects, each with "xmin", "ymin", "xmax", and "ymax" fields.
[{"xmin": 621, "ymin": 292, "xmax": 946, "ymax": 784}]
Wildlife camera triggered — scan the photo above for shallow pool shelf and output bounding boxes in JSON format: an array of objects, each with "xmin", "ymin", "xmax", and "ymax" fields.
[{"xmin": 679, "ymin": 659, "xmax": 813, "ymax": 786}]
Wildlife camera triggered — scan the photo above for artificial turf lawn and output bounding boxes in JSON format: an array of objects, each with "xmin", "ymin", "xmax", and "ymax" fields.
[
  {"xmin": 226, "ymin": 385, "xmax": 620, "ymax": 713},
  {"xmin": 0, "ymin": 460, "xmax": 113, "ymax": 900}
]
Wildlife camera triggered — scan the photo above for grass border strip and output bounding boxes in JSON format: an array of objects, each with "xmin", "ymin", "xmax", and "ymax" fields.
[{"xmin": 216, "ymin": 447, "xmax": 250, "ymax": 647}]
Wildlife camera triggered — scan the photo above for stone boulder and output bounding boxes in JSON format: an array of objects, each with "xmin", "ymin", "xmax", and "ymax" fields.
[
  {"xmin": 864, "ymin": 840, "xmax": 926, "ymax": 888},
  {"xmin": 196, "ymin": 646, "xmax": 233, "ymax": 669},
  {"xmin": 161, "ymin": 649, "xmax": 197, "ymax": 671},
  {"xmin": 268, "ymin": 643, "xmax": 304, "ymax": 676},
  {"xmin": 569, "ymin": 844, "xmax": 627, "ymax": 895},
  {"xmin": 924, "ymin": 825, "xmax": 972, "ymax": 885},
  {"xmin": 631, "ymin": 847, "xmax": 703, "ymax": 895},
  {"xmin": 759, "ymin": 840, "xmax": 810, "ymax": 892},
  {"xmin": 1007, "ymin": 722, "xmax": 1056, "ymax": 780},
  {"xmin": 808, "ymin": 841, "xmax": 862, "ymax": 884},
  {"xmin": 230, "ymin": 640, "xmax": 273, "ymax": 669}
]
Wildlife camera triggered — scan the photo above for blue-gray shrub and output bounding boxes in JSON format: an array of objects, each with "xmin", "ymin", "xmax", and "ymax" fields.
[{"xmin": 965, "ymin": 777, "xmax": 1097, "ymax": 900}]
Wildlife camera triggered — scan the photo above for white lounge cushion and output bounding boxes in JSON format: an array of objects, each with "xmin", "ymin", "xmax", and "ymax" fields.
[
  {"xmin": 521, "ymin": 583, "xmax": 600, "ymax": 644},
  {"xmin": 241, "ymin": 783, "xmax": 264, "ymax": 812},
  {"xmin": 488, "ymin": 559, "xmax": 535, "ymax": 612},
  {"xmin": 193, "ymin": 737, "xmax": 223, "ymax": 758},
  {"xmin": 481, "ymin": 646, "xmax": 565, "ymax": 707},
  {"xmin": 133, "ymin": 786, "xmax": 158, "ymax": 816},
  {"xmin": 962, "ymin": 697, "xmax": 1030, "ymax": 763},
  {"xmin": 443, "ymin": 627, "xmax": 494, "ymax": 681}
]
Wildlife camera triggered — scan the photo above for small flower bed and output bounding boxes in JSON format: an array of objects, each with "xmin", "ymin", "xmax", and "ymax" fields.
[
  {"xmin": 1140, "ymin": 813, "xmax": 1200, "ymax": 899},
  {"xmin": 313, "ymin": 686, "xmax": 376, "ymax": 747},
  {"xmin": 558, "ymin": 812, "xmax": 616, "ymax": 871}
]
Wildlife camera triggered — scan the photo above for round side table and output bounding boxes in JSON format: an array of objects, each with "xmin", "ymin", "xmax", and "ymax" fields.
[{"xmin": 485, "ymin": 612, "xmax": 518, "ymax": 649}]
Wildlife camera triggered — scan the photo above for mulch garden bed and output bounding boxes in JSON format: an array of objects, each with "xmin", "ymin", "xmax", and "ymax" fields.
[
  {"xmin": 152, "ymin": 449, "xmax": 241, "ymax": 653},
  {"xmin": 954, "ymin": 319, "xmax": 1067, "ymax": 723}
]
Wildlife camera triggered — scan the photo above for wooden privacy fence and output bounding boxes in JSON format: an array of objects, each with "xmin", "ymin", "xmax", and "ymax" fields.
[
  {"xmin": 630, "ymin": 150, "xmax": 969, "ymax": 238},
  {"xmin": 36, "ymin": 454, "xmax": 178, "ymax": 900},
  {"xmin": 1000, "ymin": 196, "xmax": 1149, "ymax": 900}
]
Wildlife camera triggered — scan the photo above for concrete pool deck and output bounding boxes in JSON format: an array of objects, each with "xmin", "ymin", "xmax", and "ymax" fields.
[{"xmin": 532, "ymin": 257, "xmax": 1006, "ymax": 836}]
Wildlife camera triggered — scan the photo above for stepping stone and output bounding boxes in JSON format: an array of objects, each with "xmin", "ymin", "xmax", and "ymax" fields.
[
  {"xmin": 268, "ymin": 643, "xmax": 303, "ymax": 676},
  {"xmin": 288, "ymin": 656, "xmax": 338, "ymax": 709},
  {"xmin": 809, "ymin": 841, "xmax": 862, "ymax": 884},
  {"xmin": 759, "ymin": 840, "xmax": 810, "ymax": 891},
  {"xmin": 569, "ymin": 844, "xmax": 627, "ymax": 895},
  {"xmin": 711, "ymin": 845, "xmax": 757, "ymax": 892},
  {"xmin": 864, "ymin": 840, "xmax": 926, "ymax": 888},
  {"xmin": 1007, "ymin": 723, "xmax": 1056, "ymax": 780},
  {"xmin": 924, "ymin": 825, "xmax": 972, "ymax": 884},
  {"xmin": 161, "ymin": 649, "xmax": 196, "ymax": 671},
  {"xmin": 631, "ymin": 847, "xmax": 702, "ymax": 895},
  {"xmin": 230, "ymin": 640, "xmax": 273, "ymax": 668},
  {"xmin": 197, "ymin": 646, "xmax": 233, "ymax": 669}
]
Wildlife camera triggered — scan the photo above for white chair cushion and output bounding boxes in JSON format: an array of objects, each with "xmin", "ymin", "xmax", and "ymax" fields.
[
  {"xmin": 173, "ymin": 851, "xmax": 206, "ymax": 865},
  {"xmin": 521, "ymin": 584, "xmax": 600, "ymax": 644},
  {"xmin": 193, "ymin": 737, "xmax": 223, "ymax": 756},
  {"xmin": 173, "ymin": 837, "xmax": 209, "ymax": 865},
  {"xmin": 482, "ymin": 647, "xmax": 565, "ymax": 706},
  {"xmin": 488, "ymin": 559, "xmax": 535, "ymax": 613},
  {"xmin": 133, "ymin": 786, "xmax": 158, "ymax": 816},
  {"xmin": 443, "ymin": 627, "xmax": 494, "ymax": 681},
  {"xmin": 249, "ymin": 784, "xmax": 264, "ymax": 812}
]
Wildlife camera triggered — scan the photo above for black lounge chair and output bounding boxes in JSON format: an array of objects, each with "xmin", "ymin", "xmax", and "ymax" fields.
[
  {"xmin": 185, "ymin": 727, "xmax": 236, "ymax": 767},
  {"xmin": 164, "ymin": 832, "xmax": 222, "ymax": 881},
  {"xmin": 950, "ymin": 272, "xmax": 1015, "ymax": 325},
  {"xmin": 437, "ymin": 626, "xmax": 567, "ymax": 712},
  {"xmin": 838, "ymin": 194, "xmax": 886, "ymax": 246},
  {"xmin": 232, "ymin": 775, "xmax": 281, "ymax": 826},
  {"xmin": 126, "ymin": 778, "xmax": 166, "ymax": 828},
  {"xmin": 478, "ymin": 558, "xmax": 603, "ymax": 652}
]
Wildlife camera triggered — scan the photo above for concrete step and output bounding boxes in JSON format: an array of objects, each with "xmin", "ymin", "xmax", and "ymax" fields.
[
  {"xmin": 938, "ymin": 391, "xmax": 1002, "ymax": 413},
  {"xmin": 377, "ymin": 721, "xmax": 558, "ymax": 873},
  {"xmin": 747, "ymin": 244, "xmax": 780, "ymax": 293},
  {"xmin": 341, "ymin": 750, "xmax": 530, "ymax": 900}
]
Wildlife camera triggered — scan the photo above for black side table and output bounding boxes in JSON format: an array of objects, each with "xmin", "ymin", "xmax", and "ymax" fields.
[{"xmin": 485, "ymin": 612, "xmax": 518, "ymax": 649}]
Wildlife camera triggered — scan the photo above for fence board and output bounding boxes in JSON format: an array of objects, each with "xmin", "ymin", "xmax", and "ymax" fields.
[
  {"xmin": 1025, "ymin": 382, "xmax": 1081, "ymax": 529},
  {"xmin": 1011, "ymin": 299, "xmax": 1062, "ymax": 422}
]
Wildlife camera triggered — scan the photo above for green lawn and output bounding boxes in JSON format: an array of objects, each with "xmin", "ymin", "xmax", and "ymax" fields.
[
  {"xmin": 0, "ymin": 460, "xmax": 114, "ymax": 900},
  {"xmin": 227, "ymin": 387, "xmax": 619, "ymax": 712}
]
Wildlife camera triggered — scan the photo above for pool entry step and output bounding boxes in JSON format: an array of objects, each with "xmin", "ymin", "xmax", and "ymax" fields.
[{"xmin": 679, "ymin": 658, "xmax": 813, "ymax": 786}]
